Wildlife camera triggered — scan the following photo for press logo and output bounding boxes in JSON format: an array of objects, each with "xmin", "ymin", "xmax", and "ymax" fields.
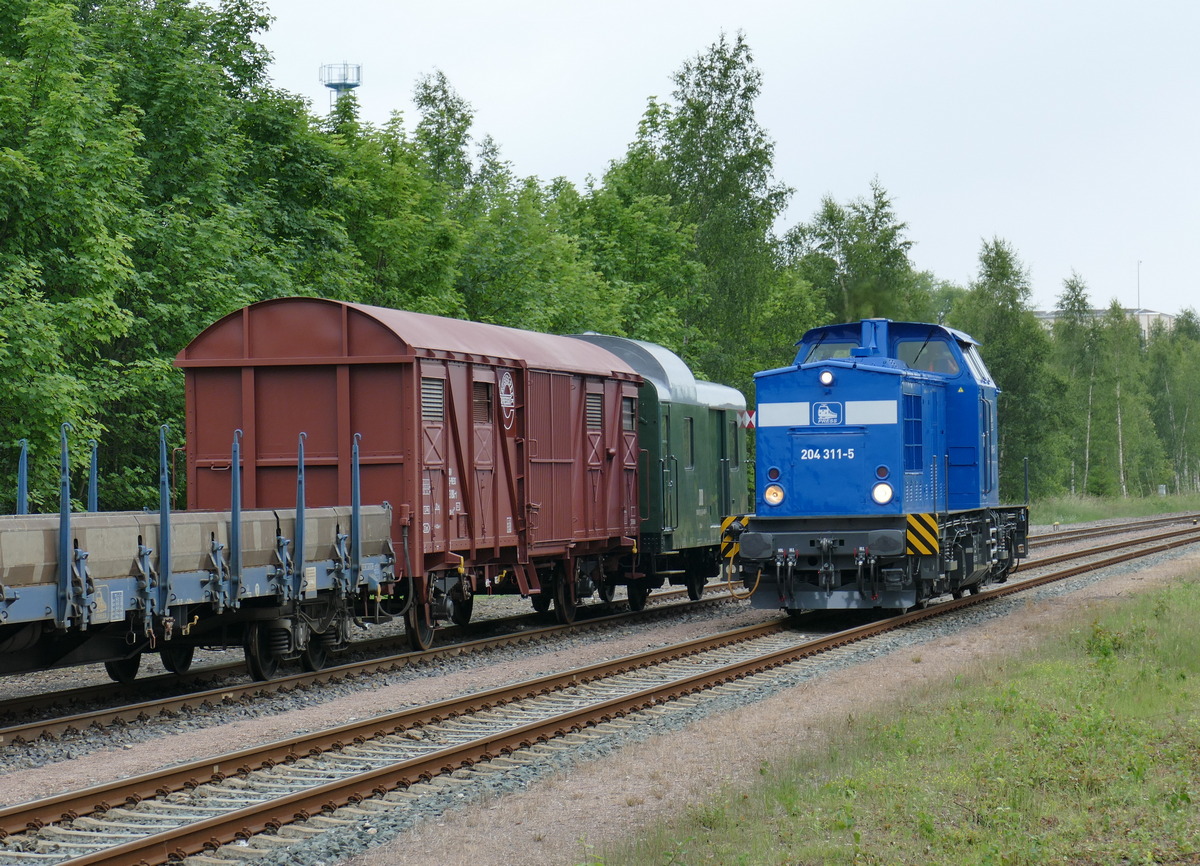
[{"xmin": 813, "ymin": 402, "xmax": 842, "ymax": 425}]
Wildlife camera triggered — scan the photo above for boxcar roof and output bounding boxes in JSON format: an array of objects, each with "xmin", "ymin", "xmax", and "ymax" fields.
[{"xmin": 176, "ymin": 297, "xmax": 640, "ymax": 379}]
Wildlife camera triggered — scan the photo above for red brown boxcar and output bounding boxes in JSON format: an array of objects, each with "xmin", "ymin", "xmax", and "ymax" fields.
[{"xmin": 176, "ymin": 297, "xmax": 642, "ymax": 647}]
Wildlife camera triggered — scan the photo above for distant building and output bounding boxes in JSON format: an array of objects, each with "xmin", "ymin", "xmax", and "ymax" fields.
[{"xmin": 1033, "ymin": 308, "xmax": 1174, "ymax": 341}]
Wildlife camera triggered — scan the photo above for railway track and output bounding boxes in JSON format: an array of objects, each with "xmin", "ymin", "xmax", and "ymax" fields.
[
  {"xmin": 0, "ymin": 586, "xmax": 730, "ymax": 745},
  {"xmin": 4, "ymin": 512, "xmax": 1194, "ymax": 736},
  {"xmin": 2, "ymin": 523, "xmax": 1198, "ymax": 865}
]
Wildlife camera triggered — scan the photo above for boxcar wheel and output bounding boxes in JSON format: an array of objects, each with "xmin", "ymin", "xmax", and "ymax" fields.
[
  {"xmin": 531, "ymin": 592, "xmax": 552, "ymax": 613},
  {"xmin": 627, "ymin": 583, "xmax": 650, "ymax": 612},
  {"xmin": 450, "ymin": 593, "xmax": 474, "ymax": 627},
  {"xmin": 406, "ymin": 604, "xmax": 435, "ymax": 651},
  {"xmin": 597, "ymin": 580, "xmax": 616, "ymax": 603},
  {"xmin": 244, "ymin": 621, "xmax": 281, "ymax": 681},
  {"xmin": 160, "ymin": 643, "xmax": 194, "ymax": 675},
  {"xmin": 554, "ymin": 572, "xmax": 577, "ymax": 625},
  {"xmin": 104, "ymin": 653, "xmax": 141, "ymax": 684},
  {"xmin": 300, "ymin": 638, "xmax": 329, "ymax": 672}
]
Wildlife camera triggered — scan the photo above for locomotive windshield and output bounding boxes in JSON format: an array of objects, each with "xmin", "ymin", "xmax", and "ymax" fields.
[
  {"xmin": 801, "ymin": 341, "xmax": 855, "ymax": 362},
  {"xmin": 896, "ymin": 338, "xmax": 960, "ymax": 375}
]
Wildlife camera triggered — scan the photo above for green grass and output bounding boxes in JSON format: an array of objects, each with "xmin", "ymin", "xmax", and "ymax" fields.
[
  {"xmin": 1030, "ymin": 493, "xmax": 1200, "ymax": 527},
  {"xmin": 590, "ymin": 577, "xmax": 1200, "ymax": 865}
]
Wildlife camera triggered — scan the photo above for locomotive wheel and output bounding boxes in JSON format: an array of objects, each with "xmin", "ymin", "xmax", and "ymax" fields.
[
  {"xmin": 406, "ymin": 604, "xmax": 435, "ymax": 651},
  {"xmin": 450, "ymin": 593, "xmax": 474, "ymax": 627},
  {"xmin": 531, "ymin": 592, "xmax": 552, "ymax": 613},
  {"xmin": 244, "ymin": 621, "xmax": 282, "ymax": 681},
  {"xmin": 160, "ymin": 643, "xmax": 194, "ymax": 675},
  {"xmin": 554, "ymin": 572, "xmax": 577, "ymax": 625},
  {"xmin": 300, "ymin": 638, "xmax": 329, "ymax": 672},
  {"xmin": 968, "ymin": 583, "xmax": 982, "ymax": 595},
  {"xmin": 104, "ymin": 653, "xmax": 142, "ymax": 684},
  {"xmin": 627, "ymin": 582, "xmax": 650, "ymax": 612},
  {"xmin": 950, "ymin": 589, "xmax": 964, "ymax": 600}
]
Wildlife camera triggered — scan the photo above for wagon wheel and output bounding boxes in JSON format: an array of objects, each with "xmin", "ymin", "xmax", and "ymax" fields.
[
  {"xmin": 554, "ymin": 565, "xmax": 577, "ymax": 625},
  {"xmin": 968, "ymin": 583, "xmax": 982, "ymax": 595},
  {"xmin": 406, "ymin": 603, "xmax": 435, "ymax": 651},
  {"xmin": 627, "ymin": 582, "xmax": 650, "ymax": 612},
  {"xmin": 950, "ymin": 589, "xmax": 964, "ymax": 600},
  {"xmin": 300, "ymin": 637, "xmax": 329, "ymax": 672},
  {"xmin": 104, "ymin": 652, "xmax": 142, "ymax": 684},
  {"xmin": 685, "ymin": 572, "xmax": 706, "ymax": 602},
  {"xmin": 450, "ymin": 593, "xmax": 474, "ymax": 627},
  {"xmin": 531, "ymin": 592, "xmax": 552, "ymax": 613},
  {"xmin": 244, "ymin": 621, "xmax": 281, "ymax": 681},
  {"xmin": 597, "ymin": 579, "xmax": 616, "ymax": 603},
  {"xmin": 159, "ymin": 643, "xmax": 194, "ymax": 675}
]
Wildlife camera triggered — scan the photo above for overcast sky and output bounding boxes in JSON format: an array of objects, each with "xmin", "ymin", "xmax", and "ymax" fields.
[{"xmin": 258, "ymin": 0, "xmax": 1198, "ymax": 317}]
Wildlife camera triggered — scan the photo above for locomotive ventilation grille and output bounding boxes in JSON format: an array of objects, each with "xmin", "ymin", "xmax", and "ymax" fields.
[{"xmin": 905, "ymin": 512, "xmax": 939, "ymax": 556}]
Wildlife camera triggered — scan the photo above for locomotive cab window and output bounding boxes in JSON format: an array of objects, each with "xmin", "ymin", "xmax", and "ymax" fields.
[
  {"xmin": 802, "ymin": 342, "xmax": 855, "ymax": 363},
  {"xmin": 897, "ymin": 340, "xmax": 959, "ymax": 375},
  {"xmin": 962, "ymin": 345, "xmax": 995, "ymax": 386}
]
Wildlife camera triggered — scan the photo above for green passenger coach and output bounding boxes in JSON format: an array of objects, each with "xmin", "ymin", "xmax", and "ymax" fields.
[{"xmin": 570, "ymin": 334, "xmax": 750, "ymax": 602}]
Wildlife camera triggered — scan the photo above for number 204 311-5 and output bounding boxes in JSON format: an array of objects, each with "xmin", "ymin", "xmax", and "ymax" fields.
[{"xmin": 800, "ymin": 448, "xmax": 856, "ymax": 460}]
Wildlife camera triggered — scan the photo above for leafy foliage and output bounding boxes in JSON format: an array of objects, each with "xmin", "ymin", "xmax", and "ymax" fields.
[{"xmin": 0, "ymin": 4, "xmax": 1194, "ymax": 511}]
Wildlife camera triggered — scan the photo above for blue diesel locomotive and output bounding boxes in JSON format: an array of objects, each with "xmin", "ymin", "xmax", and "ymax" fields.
[{"xmin": 732, "ymin": 319, "xmax": 1028, "ymax": 612}]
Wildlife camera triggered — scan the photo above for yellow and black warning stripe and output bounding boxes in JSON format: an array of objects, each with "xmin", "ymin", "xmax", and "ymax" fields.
[
  {"xmin": 720, "ymin": 515, "xmax": 750, "ymax": 559},
  {"xmin": 906, "ymin": 512, "xmax": 939, "ymax": 556}
]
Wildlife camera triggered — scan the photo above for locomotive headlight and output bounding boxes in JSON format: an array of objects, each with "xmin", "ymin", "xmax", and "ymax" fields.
[
  {"xmin": 870, "ymin": 482, "xmax": 894, "ymax": 505},
  {"xmin": 764, "ymin": 484, "xmax": 785, "ymax": 506},
  {"xmin": 818, "ymin": 370, "xmax": 835, "ymax": 387}
]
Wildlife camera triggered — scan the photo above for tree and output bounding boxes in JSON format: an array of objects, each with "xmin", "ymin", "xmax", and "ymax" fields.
[
  {"xmin": 614, "ymin": 32, "xmax": 801, "ymax": 384},
  {"xmin": 0, "ymin": 1, "xmax": 142, "ymax": 507},
  {"xmin": 786, "ymin": 178, "xmax": 922, "ymax": 321}
]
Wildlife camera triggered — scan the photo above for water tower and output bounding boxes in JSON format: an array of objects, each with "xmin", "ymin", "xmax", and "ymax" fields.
[{"xmin": 320, "ymin": 63, "xmax": 362, "ymax": 111}]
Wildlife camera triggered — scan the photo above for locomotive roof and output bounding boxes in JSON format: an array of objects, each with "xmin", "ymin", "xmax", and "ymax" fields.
[
  {"xmin": 569, "ymin": 333, "xmax": 745, "ymax": 409},
  {"xmin": 798, "ymin": 319, "xmax": 980, "ymax": 348},
  {"xmin": 177, "ymin": 297, "xmax": 640, "ymax": 380}
]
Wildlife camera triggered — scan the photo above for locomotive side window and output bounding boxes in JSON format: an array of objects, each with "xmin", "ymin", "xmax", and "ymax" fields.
[
  {"xmin": 962, "ymin": 345, "xmax": 995, "ymax": 386},
  {"xmin": 897, "ymin": 340, "xmax": 959, "ymax": 375}
]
